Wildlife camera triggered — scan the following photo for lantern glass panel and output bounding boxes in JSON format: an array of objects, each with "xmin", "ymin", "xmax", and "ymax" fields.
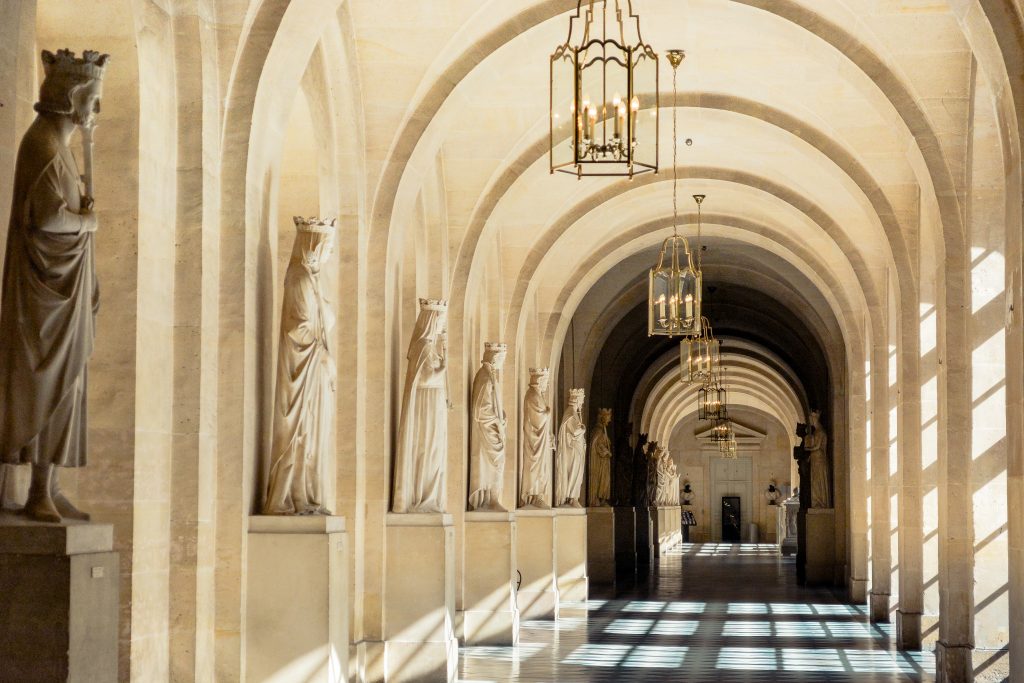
[
  {"xmin": 631, "ymin": 46, "xmax": 658, "ymax": 174},
  {"xmin": 550, "ymin": 48, "xmax": 576, "ymax": 172}
]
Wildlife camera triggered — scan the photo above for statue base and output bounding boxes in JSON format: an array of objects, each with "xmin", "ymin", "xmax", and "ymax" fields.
[
  {"xmin": 613, "ymin": 506, "xmax": 637, "ymax": 580},
  {"xmin": 935, "ymin": 641, "xmax": 973, "ymax": 683},
  {"xmin": 246, "ymin": 515, "xmax": 349, "ymax": 683},
  {"xmin": 635, "ymin": 505, "xmax": 653, "ymax": 566},
  {"xmin": 0, "ymin": 514, "xmax": 119, "ymax": 682},
  {"xmin": 896, "ymin": 610, "xmax": 922, "ymax": 650},
  {"xmin": 553, "ymin": 508, "xmax": 588, "ymax": 604},
  {"xmin": 462, "ymin": 511, "xmax": 518, "ymax": 645},
  {"xmin": 869, "ymin": 590, "xmax": 891, "ymax": 623},
  {"xmin": 651, "ymin": 506, "xmax": 681, "ymax": 554},
  {"xmin": 805, "ymin": 508, "xmax": 836, "ymax": 585},
  {"xmin": 514, "ymin": 508, "xmax": 559, "ymax": 620},
  {"xmin": 586, "ymin": 506, "xmax": 615, "ymax": 585},
  {"xmin": 384, "ymin": 513, "xmax": 457, "ymax": 682}
]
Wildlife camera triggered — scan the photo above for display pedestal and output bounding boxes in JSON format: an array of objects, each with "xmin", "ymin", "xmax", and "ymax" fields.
[
  {"xmin": 554, "ymin": 508, "xmax": 588, "ymax": 603},
  {"xmin": 515, "ymin": 508, "xmax": 558, "ymax": 620},
  {"xmin": 635, "ymin": 505, "xmax": 653, "ymax": 566},
  {"xmin": 247, "ymin": 516, "xmax": 349, "ymax": 683},
  {"xmin": 613, "ymin": 506, "xmax": 636, "ymax": 580},
  {"xmin": 0, "ymin": 514, "xmax": 119, "ymax": 682},
  {"xmin": 586, "ymin": 506, "xmax": 615, "ymax": 585},
  {"xmin": 384, "ymin": 514, "xmax": 457, "ymax": 683},
  {"xmin": 651, "ymin": 506, "xmax": 681, "ymax": 554},
  {"xmin": 805, "ymin": 508, "xmax": 835, "ymax": 585},
  {"xmin": 462, "ymin": 511, "xmax": 518, "ymax": 645}
]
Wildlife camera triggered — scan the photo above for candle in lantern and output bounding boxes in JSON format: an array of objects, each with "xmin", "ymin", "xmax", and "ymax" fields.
[
  {"xmin": 658, "ymin": 294, "xmax": 667, "ymax": 322},
  {"xmin": 630, "ymin": 96, "xmax": 640, "ymax": 140},
  {"xmin": 588, "ymin": 104, "xmax": 597, "ymax": 142},
  {"xmin": 612, "ymin": 93, "xmax": 622, "ymax": 137},
  {"xmin": 684, "ymin": 293, "xmax": 694, "ymax": 320}
]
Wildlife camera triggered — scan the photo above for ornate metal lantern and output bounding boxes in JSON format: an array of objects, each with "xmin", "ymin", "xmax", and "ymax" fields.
[
  {"xmin": 710, "ymin": 417, "xmax": 733, "ymax": 443},
  {"xmin": 698, "ymin": 371, "xmax": 728, "ymax": 421},
  {"xmin": 720, "ymin": 435, "xmax": 738, "ymax": 458},
  {"xmin": 550, "ymin": 0, "xmax": 659, "ymax": 177},
  {"xmin": 682, "ymin": 317, "xmax": 720, "ymax": 383}
]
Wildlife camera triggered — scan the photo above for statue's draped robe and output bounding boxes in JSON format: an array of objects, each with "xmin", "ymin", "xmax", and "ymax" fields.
[
  {"xmin": 392, "ymin": 313, "xmax": 447, "ymax": 513},
  {"xmin": 646, "ymin": 446, "xmax": 659, "ymax": 506},
  {"xmin": 655, "ymin": 453, "xmax": 673, "ymax": 506},
  {"xmin": 263, "ymin": 253, "xmax": 335, "ymax": 514},
  {"xmin": 632, "ymin": 437, "xmax": 649, "ymax": 506},
  {"xmin": 520, "ymin": 385, "xmax": 552, "ymax": 507},
  {"xmin": 587, "ymin": 423, "xmax": 612, "ymax": 506},
  {"xmin": 806, "ymin": 427, "xmax": 831, "ymax": 508},
  {"xmin": 468, "ymin": 363, "xmax": 505, "ymax": 509},
  {"xmin": 0, "ymin": 122, "xmax": 96, "ymax": 470},
  {"xmin": 554, "ymin": 406, "xmax": 585, "ymax": 506}
]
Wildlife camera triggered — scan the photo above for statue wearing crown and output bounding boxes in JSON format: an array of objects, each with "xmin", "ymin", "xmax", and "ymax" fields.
[
  {"xmin": 467, "ymin": 342, "xmax": 508, "ymax": 511},
  {"xmin": 554, "ymin": 388, "xmax": 587, "ymax": 507},
  {"xmin": 263, "ymin": 217, "xmax": 337, "ymax": 515},
  {"xmin": 392, "ymin": 298, "xmax": 451, "ymax": 513},
  {"xmin": 520, "ymin": 367, "xmax": 554, "ymax": 508},
  {"xmin": 0, "ymin": 49, "xmax": 109, "ymax": 522},
  {"xmin": 587, "ymin": 408, "xmax": 613, "ymax": 507}
]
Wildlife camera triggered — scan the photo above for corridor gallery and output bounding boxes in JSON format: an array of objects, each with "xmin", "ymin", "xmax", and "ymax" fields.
[{"xmin": 0, "ymin": 0, "xmax": 1022, "ymax": 682}]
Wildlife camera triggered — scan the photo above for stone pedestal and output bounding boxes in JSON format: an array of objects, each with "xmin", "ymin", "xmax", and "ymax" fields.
[
  {"xmin": 246, "ymin": 516, "xmax": 349, "ymax": 683},
  {"xmin": 805, "ymin": 508, "xmax": 835, "ymax": 586},
  {"xmin": 896, "ymin": 610, "xmax": 922, "ymax": 650},
  {"xmin": 651, "ymin": 506, "xmax": 681, "ymax": 554},
  {"xmin": 462, "ymin": 511, "xmax": 518, "ymax": 645},
  {"xmin": 870, "ymin": 591, "xmax": 891, "ymax": 623},
  {"xmin": 613, "ymin": 506, "xmax": 636, "ymax": 579},
  {"xmin": 935, "ymin": 642, "xmax": 973, "ymax": 683},
  {"xmin": 586, "ymin": 506, "xmax": 615, "ymax": 586},
  {"xmin": 635, "ymin": 505, "xmax": 652, "ymax": 566},
  {"xmin": 384, "ymin": 514, "xmax": 457, "ymax": 683},
  {"xmin": 553, "ymin": 508, "xmax": 588, "ymax": 602},
  {"xmin": 515, "ymin": 509, "xmax": 558, "ymax": 620},
  {"xmin": 0, "ymin": 515, "xmax": 119, "ymax": 682}
]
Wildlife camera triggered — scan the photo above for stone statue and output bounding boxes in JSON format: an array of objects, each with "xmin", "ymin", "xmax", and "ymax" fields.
[
  {"xmin": 468, "ymin": 343, "xmax": 508, "ymax": 511},
  {"xmin": 519, "ymin": 367, "xmax": 554, "ymax": 509},
  {"xmin": 587, "ymin": 409, "xmax": 613, "ymax": 507},
  {"xmin": 392, "ymin": 299, "xmax": 451, "ymax": 513},
  {"xmin": 554, "ymin": 388, "xmax": 586, "ymax": 507},
  {"xmin": 612, "ymin": 426, "xmax": 632, "ymax": 505},
  {"xmin": 654, "ymin": 446, "xmax": 675, "ymax": 506},
  {"xmin": 0, "ymin": 49, "xmax": 109, "ymax": 523},
  {"xmin": 805, "ymin": 410, "xmax": 831, "ymax": 508},
  {"xmin": 645, "ymin": 441, "xmax": 660, "ymax": 506},
  {"xmin": 632, "ymin": 433, "xmax": 649, "ymax": 506},
  {"xmin": 262, "ymin": 217, "xmax": 336, "ymax": 515}
]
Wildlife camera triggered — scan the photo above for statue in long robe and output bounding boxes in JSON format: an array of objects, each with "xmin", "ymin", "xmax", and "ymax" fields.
[
  {"xmin": 392, "ymin": 299, "xmax": 451, "ymax": 513},
  {"xmin": 632, "ymin": 433, "xmax": 649, "ymax": 506},
  {"xmin": 587, "ymin": 409, "xmax": 613, "ymax": 507},
  {"xmin": 805, "ymin": 410, "xmax": 831, "ymax": 508},
  {"xmin": 262, "ymin": 218, "xmax": 336, "ymax": 515},
  {"xmin": 654, "ymin": 446, "xmax": 674, "ymax": 506},
  {"xmin": 554, "ymin": 388, "xmax": 586, "ymax": 507},
  {"xmin": 0, "ymin": 49, "xmax": 109, "ymax": 523},
  {"xmin": 468, "ymin": 343, "xmax": 508, "ymax": 511},
  {"xmin": 646, "ymin": 441, "xmax": 660, "ymax": 506},
  {"xmin": 519, "ymin": 367, "xmax": 553, "ymax": 508}
]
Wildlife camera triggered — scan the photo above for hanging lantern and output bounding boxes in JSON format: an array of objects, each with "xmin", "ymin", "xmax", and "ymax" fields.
[
  {"xmin": 710, "ymin": 417, "xmax": 733, "ymax": 443},
  {"xmin": 648, "ymin": 52, "xmax": 702, "ymax": 337},
  {"xmin": 681, "ymin": 317, "xmax": 720, "ymax": 383},
  {"xmin": 698, "ymin": 370, "xmax": 728, "ymax": 421},
  {"xmin": 720, "ymin": 435, "xmax": 738, "ymax": 459},
  {"xmin": 550, "ymin": 1, "xmax": 659, "ymax": 177}
]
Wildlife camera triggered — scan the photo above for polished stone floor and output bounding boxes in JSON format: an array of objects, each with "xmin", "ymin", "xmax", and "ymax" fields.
[{"xmin": 459, "ymin": 542, "xmax": 934, "ymax": 682}]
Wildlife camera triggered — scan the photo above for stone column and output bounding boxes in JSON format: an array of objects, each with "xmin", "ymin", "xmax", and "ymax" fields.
[
  {"xmin": 897, "ymin": 302, "xmax": 924, "ymax": 650},
  {"xmin": 870, "ymin": 331, "xmax": 892, "ymax": 622}
]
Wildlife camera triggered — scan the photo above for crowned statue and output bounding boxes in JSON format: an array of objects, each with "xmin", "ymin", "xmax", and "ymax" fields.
[
  {"xmin": 262, "ymin": 217, "xmax": 337, "ymax": 515},
  {"xmin": 0, "ymin": 49, "xmax": 109, "ymax": 522},
  {"xmin": 554, "ymin": 388, "xmax": 586, "ymax": 507},
  {"xmin": 519, "ymin": 367, "xmax": 554, "ymax": 508},
  {"xmin": 468, "ymin": 343, "xmax": 508, "ymax": 511},
  {"xmin": 587, "ymin": 408, "xmax": 613, "ymax": 507},
  {"xmin": 392, "ymin": 299, "xmax": 451, "ymax": 513}
]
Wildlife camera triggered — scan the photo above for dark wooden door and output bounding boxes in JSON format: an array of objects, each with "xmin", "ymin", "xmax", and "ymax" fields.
[{"xmin": 722, "ymin": 496, "xmax": 741, "ymax": 541}]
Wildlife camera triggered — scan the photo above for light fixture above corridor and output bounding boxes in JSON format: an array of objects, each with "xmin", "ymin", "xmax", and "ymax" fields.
[{"xmin": 550, "ymin": 0, "xmax": 659, "ymax": 177}]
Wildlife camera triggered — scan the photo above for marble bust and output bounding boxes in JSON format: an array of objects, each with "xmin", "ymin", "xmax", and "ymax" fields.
[
  {"xmin": 554, "ymin": 388, "xmax": 586, "ymax": 507},
  {"xmin": 468, "ymin": 342, "xmax": 508, "ymax": 511},
  {"xmin": 262, "ymin": 217, "xmax": 337, "ymax": 515},
  {"xmin": 392, "ymin": 299, "xmax": 451, "ymax": 513},
  {"xmin": 0, "ymin": 49, "xmax": 109, "ymax": 523},
  {"xmin": 519, "ymin": 367, "xmax": 554, "ymax": 509},
  {"xmin": 587, "ymin": 408, "xmax": 613, "ymax": 507}
]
